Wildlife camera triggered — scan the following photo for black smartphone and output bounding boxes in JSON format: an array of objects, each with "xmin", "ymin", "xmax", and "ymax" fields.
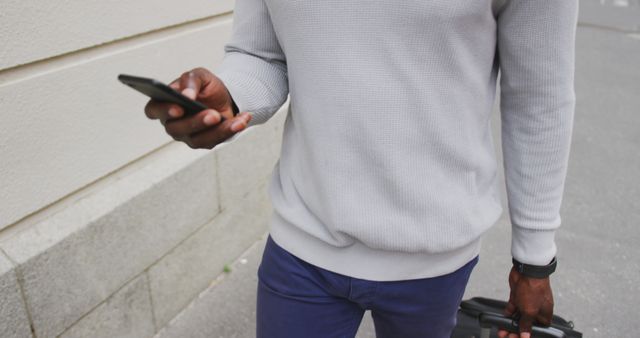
[{"xmin": 118, "ymin": 74, "xmax": 213, "ymax": 118}]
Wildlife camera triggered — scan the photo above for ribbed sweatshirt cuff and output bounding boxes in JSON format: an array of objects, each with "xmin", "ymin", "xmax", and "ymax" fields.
[
  {"xmin": 511, "ymin": 226, "xmax": 557, "ymax": 266},
  {"xmin": 217, "ymin": 70, "xmax": 265, "ymax": 128},
  {"xmin": 215, "ymin": 53, "xmax": 288, "ymax": 128}
]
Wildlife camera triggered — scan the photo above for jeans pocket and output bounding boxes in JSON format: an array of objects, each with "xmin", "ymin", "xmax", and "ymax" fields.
[{"xmin": 258, "ymin": 235, "xmax": 332, "ymax": 299}]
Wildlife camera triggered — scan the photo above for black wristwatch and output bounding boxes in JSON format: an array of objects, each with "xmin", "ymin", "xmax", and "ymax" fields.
[{"xmin": 512, "ymin": 257, "xmax": 557, "ymax": 279}]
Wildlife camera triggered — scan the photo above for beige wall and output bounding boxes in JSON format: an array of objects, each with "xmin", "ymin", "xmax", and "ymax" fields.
[
  {"xmin": 0, "ymin": 0, "xmax": 234, "ymax": 70},
  {"xmin": 1, "ymin": 2, "xmax": 233, "ymax": 231},
  {"xmin": 0, "ymin": 1, "xmax": 285, "ymax": 337}
]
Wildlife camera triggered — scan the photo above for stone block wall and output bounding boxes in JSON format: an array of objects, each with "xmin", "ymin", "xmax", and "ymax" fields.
[{"xmin": 0, "ymin": 1, "xmax": 286, "ymax": 336}]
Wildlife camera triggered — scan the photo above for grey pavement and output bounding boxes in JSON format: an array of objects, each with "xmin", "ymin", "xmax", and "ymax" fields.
[
  {"xmin": 157, "ymin": 2, "xmax": 639, "ymax": 337},
  {"xmin": 154, "ymin": 235, "xmax": 267, "ymax": 338}
]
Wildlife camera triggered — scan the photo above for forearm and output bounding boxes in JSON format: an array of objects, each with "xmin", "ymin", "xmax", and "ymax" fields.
[
  {"xmin": 215, "ymin": 0, "xmax": 289, "ymax": 127},
  {"xmin": 497, "ymin": 0, "xmax": 579, "ymax": 265}
]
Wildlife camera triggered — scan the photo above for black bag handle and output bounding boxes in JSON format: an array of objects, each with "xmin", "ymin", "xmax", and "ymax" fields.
[{"xmin": 479, "ymin": 313, "xmax": 566, "ymax": 338}]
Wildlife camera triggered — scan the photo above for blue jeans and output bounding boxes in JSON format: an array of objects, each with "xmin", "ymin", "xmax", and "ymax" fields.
[{"xmin": 257, "ymin": 235, "xmax": 478, "ymax": 338}]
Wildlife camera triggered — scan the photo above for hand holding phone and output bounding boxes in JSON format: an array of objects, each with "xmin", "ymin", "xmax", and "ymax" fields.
[
  {"xmin": 119, "ymin": 74, "xmax": 212, "ymax": 117},
  {"xmin": 120, "ymin": 68, "xmax": 251, "ymax": 149}
]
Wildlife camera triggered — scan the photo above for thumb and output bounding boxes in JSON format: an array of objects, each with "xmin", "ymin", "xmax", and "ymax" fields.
[
  {"xmin": 179, "ymin": 69, "xmax": 207, "ymax": 100},
  {"xmin": 497, "ymin": 292, "xmax": 518, "ymax": 337}
]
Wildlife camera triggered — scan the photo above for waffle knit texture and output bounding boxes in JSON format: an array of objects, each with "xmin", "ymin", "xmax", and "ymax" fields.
[{"xmin": 216, "ymin": 0, "xmax": 578, "ymax": 281}]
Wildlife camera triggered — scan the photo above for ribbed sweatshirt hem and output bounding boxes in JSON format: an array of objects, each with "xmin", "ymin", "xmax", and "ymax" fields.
[{"xmin": 268, "ymin": 210, "xmax": 482, "ymax": 282}]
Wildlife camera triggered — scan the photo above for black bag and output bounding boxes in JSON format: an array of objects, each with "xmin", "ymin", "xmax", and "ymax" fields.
[{"xmin": 452, "ymin": 297, "xmax": 582, "ymax": 338}]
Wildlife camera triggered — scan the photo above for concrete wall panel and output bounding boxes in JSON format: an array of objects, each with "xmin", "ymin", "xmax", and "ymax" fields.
[
  {"xmin": 0, "ymin": 144, "xmax": 218, "ymax": 337},
  {"xmin": 154, "ymin": 236, "xmax": 266, "ymax": 338},
  {"xmin": 0, "ymin": 0, "xmax": 234, "ymax": 70},
  {"xmin": 0, "ymin": 253, "xmax": 32, "ymax": 338},
  {"xmin": 149, "ymin": 181, "xmax": 271, "ymax": 327},
  {"xmin": 0, "ymin": 2, "xmax": 290, "ymax": 336},
  {"xmin": 0, "ymin": 17, "xmax": 232, "ymax": 230},
  {"xmin": 59, "ymin": 274, "xmax": 155, "ymax": 338}
]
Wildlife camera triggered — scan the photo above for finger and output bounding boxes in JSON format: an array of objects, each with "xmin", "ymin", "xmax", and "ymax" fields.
[
  {"xmin": 504, "ymin": 300, "xmax": 517, "ymax": 317},
  {"xmin": 518, "ymin": 314, "xmax": 534, "ymax": 337},
  {"xmin": 164, "ymin": 109, "xmax": 222, "ymax": 138},
  {"xmin": 145, "ymin": 100, "xmax": 184, "ymax": 120},
  {"xmin": 536, "ymin": 303, "xmax": 554, "ymax": 327},
  {"xmin": 535, "ymin": 313, "xmax": 552, "ymax": 327},
  {"xmin": 168, "ymin": 78, "xmax": 180, "ymax": 90},
  {"xmin": 184, "ymin": 112, "xmax": 251, "ymax": 149},
  {"xmin": 179, "ymin": 68, "xmax": 210, "ymax": 100},
  {"xmin": 509, "ymin": 334, "xmax": 519, "ymax": 338},
  {"xmin": 497, "ymin": 329, "xmax": 509, "ymax": 338}
]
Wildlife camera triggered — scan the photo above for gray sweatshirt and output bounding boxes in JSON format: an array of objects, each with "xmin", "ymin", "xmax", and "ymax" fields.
[{"xmin": 216, "ymin": 0, "xmax": 579, "ymax": 281}]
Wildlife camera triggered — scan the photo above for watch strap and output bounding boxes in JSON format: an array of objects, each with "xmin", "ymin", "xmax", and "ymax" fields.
[{"xmin": 512, "ymin": 257, "xmax": 557, "ymax": 279}]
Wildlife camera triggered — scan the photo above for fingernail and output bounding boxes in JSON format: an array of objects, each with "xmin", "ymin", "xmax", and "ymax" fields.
[
  {"xmin": 203, "ymin": 111, "xmax": 220, "ymax": 125},
  {"xmin": 231, "ymin": 120, "xmax": 245, "ymax": 132},
  {"xmin": 168, "ymin": 107, "xmax": 181, "ymax": 118},
  {"xmin": 182, "ymin": 88, "xmax": 196, "ymax": 99},
  {"xmin": 521, "ymin": 333, "xmax": 531, "ymax": 338},
  {"xmin": 239, "ymin": 112, "xmax": 251, "ymax": 124}
]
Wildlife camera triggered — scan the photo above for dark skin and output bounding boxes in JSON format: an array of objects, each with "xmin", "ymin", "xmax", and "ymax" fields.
[
  {"xmin": 145, "ymin": 66, "xmax": 554, "ymax": 338},
  {"xmin": 497, "ymin": 267, "xmax": 554, "ymax": 338},
  {"xmin": 144, "ymin": 67, "xmax": 252, "ymax": 149}
]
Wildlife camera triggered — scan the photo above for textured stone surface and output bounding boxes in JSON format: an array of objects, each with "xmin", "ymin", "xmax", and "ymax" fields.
[
  {"xmin": 216, "ymin": 104, "xmax": 287, "ymax": 211},
  {"xmin": 155, "ymin": 235, "xmax": 267, "ymax": 338},
  {"xmin": 0, "ymin": 145, "xmax": 218, "ymax": 338},
  {"xmin": 59, "ymin": 274, "xmax": 155, "ymax": 338},
  {"xmin": 0, "ymin": 253, "xmax": 32, "ymax": 338},
  {"xmin": 0, "ymin": 0, "xmax": 233, "ymax": 69},
  {"xmin": 0, "ymin": 16, "xmax": 232, "ymax": 231},
  {"xmin": 149, "ymin": 181, "xmax": 272, "ymax": 327}
]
